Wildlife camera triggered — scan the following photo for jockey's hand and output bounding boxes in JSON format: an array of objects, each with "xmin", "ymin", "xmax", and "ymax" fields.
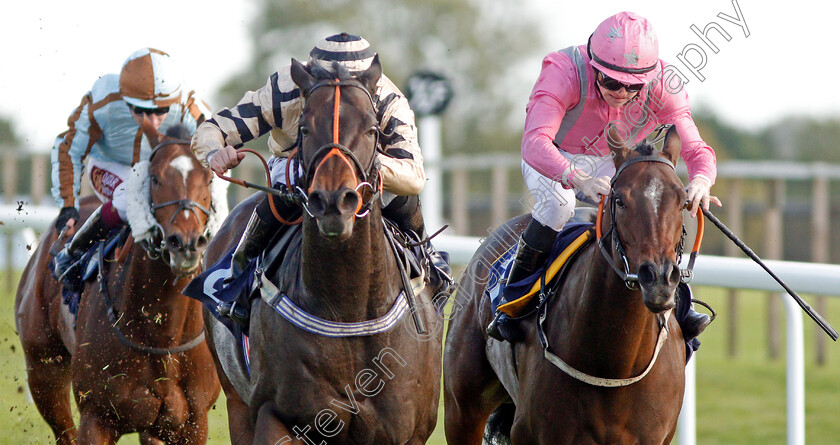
[
  {"xmin": 207, "ymin": 145, "xmax": 246, "ymax": 175},
  {"xmin": 685, "ymin": 176, "xmax": 722, "ymax": 217},
  {"xmin": 55, "ymin": 206, "xmax": 79, "ymax": 232},
  {"xmin": 570, "ymin": 170, "xmax": 611, "ymax": 203}
]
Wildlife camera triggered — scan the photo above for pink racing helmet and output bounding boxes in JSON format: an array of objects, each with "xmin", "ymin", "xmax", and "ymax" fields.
[{"xmin": 587, "ymin": 12, "xmax": 660, "ymax": 85}]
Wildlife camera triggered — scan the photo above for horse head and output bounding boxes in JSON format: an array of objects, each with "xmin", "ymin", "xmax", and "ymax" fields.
[
  {"xmin": 290, "ymin": 56, "xmax": 382, "ymax": 240},
  {"xmin": 603, "ymin": 125, "xmax": 687, "ymax": 313},
  {"xmin": 131, "ymin": 125, "xmax": 222, "ymax": 275}
]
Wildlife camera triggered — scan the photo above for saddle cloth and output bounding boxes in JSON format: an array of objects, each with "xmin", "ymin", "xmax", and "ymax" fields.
[
  {"xmin": 182, "ymin": 220, "xmax": 430, "ymax": 337},
  {"xmin": 485, "ymin": 221, "xmax": 701, "ymax": 362},
  {"xmin": 52, "ymin": 227, "xmax": 128, "ymax": 317},
  {"xmin": 488, "ymin": 223, "xmax": 594, "ymax": 318}
]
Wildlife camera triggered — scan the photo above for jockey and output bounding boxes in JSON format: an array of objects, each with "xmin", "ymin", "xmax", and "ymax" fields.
[
  {"xmin": 191, "ymin": 33, "xmax": 453, "ymax": 303},
  {"xmin": 51, "ymin": 48, "xmax": 212, "ymax": 288},
  {"xmin": 487, "ymin": 12, "xmax": 722, "ymax": 342}
]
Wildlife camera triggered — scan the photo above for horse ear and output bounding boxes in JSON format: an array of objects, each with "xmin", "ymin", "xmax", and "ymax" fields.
[
  {"xmin": 139, "ymin": 116, "xmax": 162, "ymax": 148},
  {"xmin": 606, "ymin": 124, "xmax": 631, "ymax": 167},
  {"xmin": 357, "ymin": 54, "xmax": 382, "ymax": 96},
  {"xmin": 290, "ymin": 58, "xmax": 315, "ymax": 97},
  {"xmin": 661, "ymin": 125, "xmax": 681, "ymax": 165}
]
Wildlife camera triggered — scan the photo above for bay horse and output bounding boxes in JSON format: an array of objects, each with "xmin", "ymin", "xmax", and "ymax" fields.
[
  {"xmin": 444, "ymin": 126, "xmax": 689, "ymax": 444},
  {"xmin": 15, "ymin": 129, "xmax": 225, "ymax": 444},
  {"xmin": 201, "ymin": 57, "xmax": 442, "ymax": 444}
]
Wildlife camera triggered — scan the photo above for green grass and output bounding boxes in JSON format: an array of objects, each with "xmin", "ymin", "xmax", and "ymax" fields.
[{"xmin": 3, "ymin": 273, "xmax": 840, "ymax": 444}]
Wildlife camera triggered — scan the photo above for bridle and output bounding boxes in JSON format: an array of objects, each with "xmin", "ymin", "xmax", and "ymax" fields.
[
  {"xmin": 290, "ymin": 78, "xmax": 383, "ymax": 219},
  {"xmin": 95, "ymin": 138, "xmax": 209, "ymax": 354},
  {"xmin": 143, "ymin": 139, "xmax": 212, "ymax": 261},
  {"xmin": 537, "ymin": 154, "xmax": 704, "ymax": 387},
  {"xmin": 595, "ymin": 155, "xmax": 704, "ymax": 289}
]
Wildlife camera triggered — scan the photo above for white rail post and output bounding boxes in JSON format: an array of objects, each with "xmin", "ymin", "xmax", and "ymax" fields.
[
  {"xmin": 678, "ymin": 357, "xmax": 697, "ymax": 445},
  {"xmin": 405, "ymin": 71, "xmax": 453, "ymax": 236},
  {"xmin": 782, "ymin": 293, "xmax": 805, "ymax": 445},
  {"xmin": 419, "ymin": 116, "xmax": 443, "ymax": 233}
]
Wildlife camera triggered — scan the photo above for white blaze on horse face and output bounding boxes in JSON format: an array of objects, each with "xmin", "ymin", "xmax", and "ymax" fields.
[
  {"xmin": 170, "ymin": 155, "xmax": 195, "ymax": 220},
  {"xmin": 644, "ymin": 177, "xmax": 664, "ymax": 217}
]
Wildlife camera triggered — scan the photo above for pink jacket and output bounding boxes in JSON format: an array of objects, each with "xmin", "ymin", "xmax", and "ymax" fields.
[{"xmin": 522, "ymin": 44, "xmax": 716, "ymax": 185}]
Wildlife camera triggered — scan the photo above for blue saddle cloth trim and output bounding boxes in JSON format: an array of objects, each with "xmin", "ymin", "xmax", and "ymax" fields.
[
  {"xmin": 182, "ymin": 244, "xmax": 255, "ymax": 334},
  {"xmin": 267, "ymin": 290, "xmax": 409, "ymax": 337},
  {"xmin": 182, "ymin": 244, "xmax": 252, "ymax": 370},
  {"xmin": 488, "ymin": 223, "xmax": 593, "ymax": 314}
]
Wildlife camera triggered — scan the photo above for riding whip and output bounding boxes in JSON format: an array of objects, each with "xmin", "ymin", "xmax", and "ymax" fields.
[{"xmin": 702, "ymin": 208, "xmax": 838, "ymax": 341}]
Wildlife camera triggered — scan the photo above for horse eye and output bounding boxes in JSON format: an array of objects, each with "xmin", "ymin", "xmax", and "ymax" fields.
[
  {"xmin": 300, "ymin": 127, "xmax": 309, "ymax": 137},
  {"xmin": 150, "ymin": 176, "xmax": 160, "ymax": 186},
  {"xmin": 615, "ymin": 197, "xmax": 625, "ymax": 209},
  {"xmin": 367, "ymin": 126, "xmax": 378, "ymax": 136}
]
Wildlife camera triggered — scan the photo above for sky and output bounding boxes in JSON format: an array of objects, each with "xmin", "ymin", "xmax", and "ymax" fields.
[{"xmin": 2, "ymin": 0, "xmax": 839, "ymax": 152}]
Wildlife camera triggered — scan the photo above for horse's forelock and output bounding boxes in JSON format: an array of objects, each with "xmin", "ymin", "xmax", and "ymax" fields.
[
  {"xmin": 633, "ymin": 141, "xmax": 656, "ymax": 156},
  {"xmin": 165, "ymin": 123, "xmax": 193, "ymax": 140},
  {"xmin": 308, "ymin": 60, "xmax": 354, "ymax": 82}
]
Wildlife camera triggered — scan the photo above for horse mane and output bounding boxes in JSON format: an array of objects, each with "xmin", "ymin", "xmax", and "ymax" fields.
[{"xmin": 165, "ymin": 123, "xmax": 193, "ymax": 140}]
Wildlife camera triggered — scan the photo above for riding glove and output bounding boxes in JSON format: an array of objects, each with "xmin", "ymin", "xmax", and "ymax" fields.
[{"xmin": 569, "ymin": 170, "xmax": 611, "ymax": 203}]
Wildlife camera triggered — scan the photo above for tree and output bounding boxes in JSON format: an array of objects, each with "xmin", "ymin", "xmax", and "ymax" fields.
[
  {"xmin": 0, "ymin": 116, "xmax": 19, "ymax": 145},
  {"xmin": 216, "ymin": 0, "xmax": 544, "ymax": 155}
]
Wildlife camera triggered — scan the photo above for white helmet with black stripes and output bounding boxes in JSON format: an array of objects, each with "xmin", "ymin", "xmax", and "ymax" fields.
[{"xmin": 307, "ymin": 33, "xmax": 377, "ymax": 74}]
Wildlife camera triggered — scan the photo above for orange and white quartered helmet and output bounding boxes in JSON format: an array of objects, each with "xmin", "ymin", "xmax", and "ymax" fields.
[
  {"xmin": 119, "ymin": 48, "xmax": 183, "ymax": 108},
  {"xmin": 587, "ymin": 12, "xmax": 660, "ymax": 85}
]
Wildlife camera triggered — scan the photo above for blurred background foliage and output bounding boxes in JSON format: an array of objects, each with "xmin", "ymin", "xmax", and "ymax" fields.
[
  {"xmin": 215, "ymin": 0, "xmax": 544, "ymax": 156},
  {"xmin": 0, "ymin": 117, "xmax": 19, "ymax": 145},
  {"xmin": 208, "ymin": 0, "xmax": 840, "ymax": 164}
]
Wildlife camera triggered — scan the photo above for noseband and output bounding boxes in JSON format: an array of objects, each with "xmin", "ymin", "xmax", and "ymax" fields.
[
  {"xmin": 596, "ymin": 155, "xmax": 703, "ymax": 288},
  {"xmin": 291, "ymin": 79, "xmax": 382, "ymax": 219}
]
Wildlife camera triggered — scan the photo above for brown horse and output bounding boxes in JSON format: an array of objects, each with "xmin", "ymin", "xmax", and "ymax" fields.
[
  {"xmin": 444, "ymin": 126, "xmax": 689, "ymax": 444},
  {"xmin": 15, "ymin": 133, "xmax": 224, "ymax": 444},
  {"xmin": 201, "ymin": 57, "xmax": 442, "ymax": 444}
]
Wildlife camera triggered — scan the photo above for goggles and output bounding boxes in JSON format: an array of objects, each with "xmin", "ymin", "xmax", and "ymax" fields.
[
  {"xmin": 128, "ymin": 104, "xmax": 170, "ymax": 116},
  {"xmin": 595, "ymin": 70, "xmax": 644, "ymax": 93}
]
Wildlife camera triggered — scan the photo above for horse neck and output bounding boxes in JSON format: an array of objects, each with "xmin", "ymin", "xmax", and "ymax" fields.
[
  {"xmin": 563, "ymin": 240, "xmax": 662, "ymax": 373},
  {"xmin": 112, "ymin": 245, "xmax": 202, "ymax": 337},
  {"xmin": 300, "ymin": 206, "xmax": 400, "ymax": 321}
]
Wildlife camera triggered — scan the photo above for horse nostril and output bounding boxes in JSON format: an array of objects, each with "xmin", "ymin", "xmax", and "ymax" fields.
[
  {"xmin": 166, "ymin": 235, "xmax": 183, "ymax": 251},
  {"xmin": 638, "ymin": 262, "xmax": 656, "ymax": 287},
  {"xmin": 339, "ymin": 189, "xmax": 360, "ymax": 214},
  {"xmin": 195, "ymin": 235, "xmax": 208, "ymax": 250},
  {"xmin": 308, "ymin": 191, "xmax": 327, "ymax": 217},
  {"xmin": 668, "ymin": 262, "xmax": 681, "ymax": 286}
]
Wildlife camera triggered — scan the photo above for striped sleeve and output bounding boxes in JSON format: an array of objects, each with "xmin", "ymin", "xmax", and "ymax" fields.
[
  {"xmin": 375, "ymin": 75, "xmax": 426, "ymax": 196},
  {"xmin": 180, "ymin": 90, "xmax": 212, "ymax": 126},
  {"xmin": 192, "ymin": 69, "xmax": 300, "ymax": 166},
  {"xmin": 50, "ymin": 93, "xmax": 96, "ymax": 209}
]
